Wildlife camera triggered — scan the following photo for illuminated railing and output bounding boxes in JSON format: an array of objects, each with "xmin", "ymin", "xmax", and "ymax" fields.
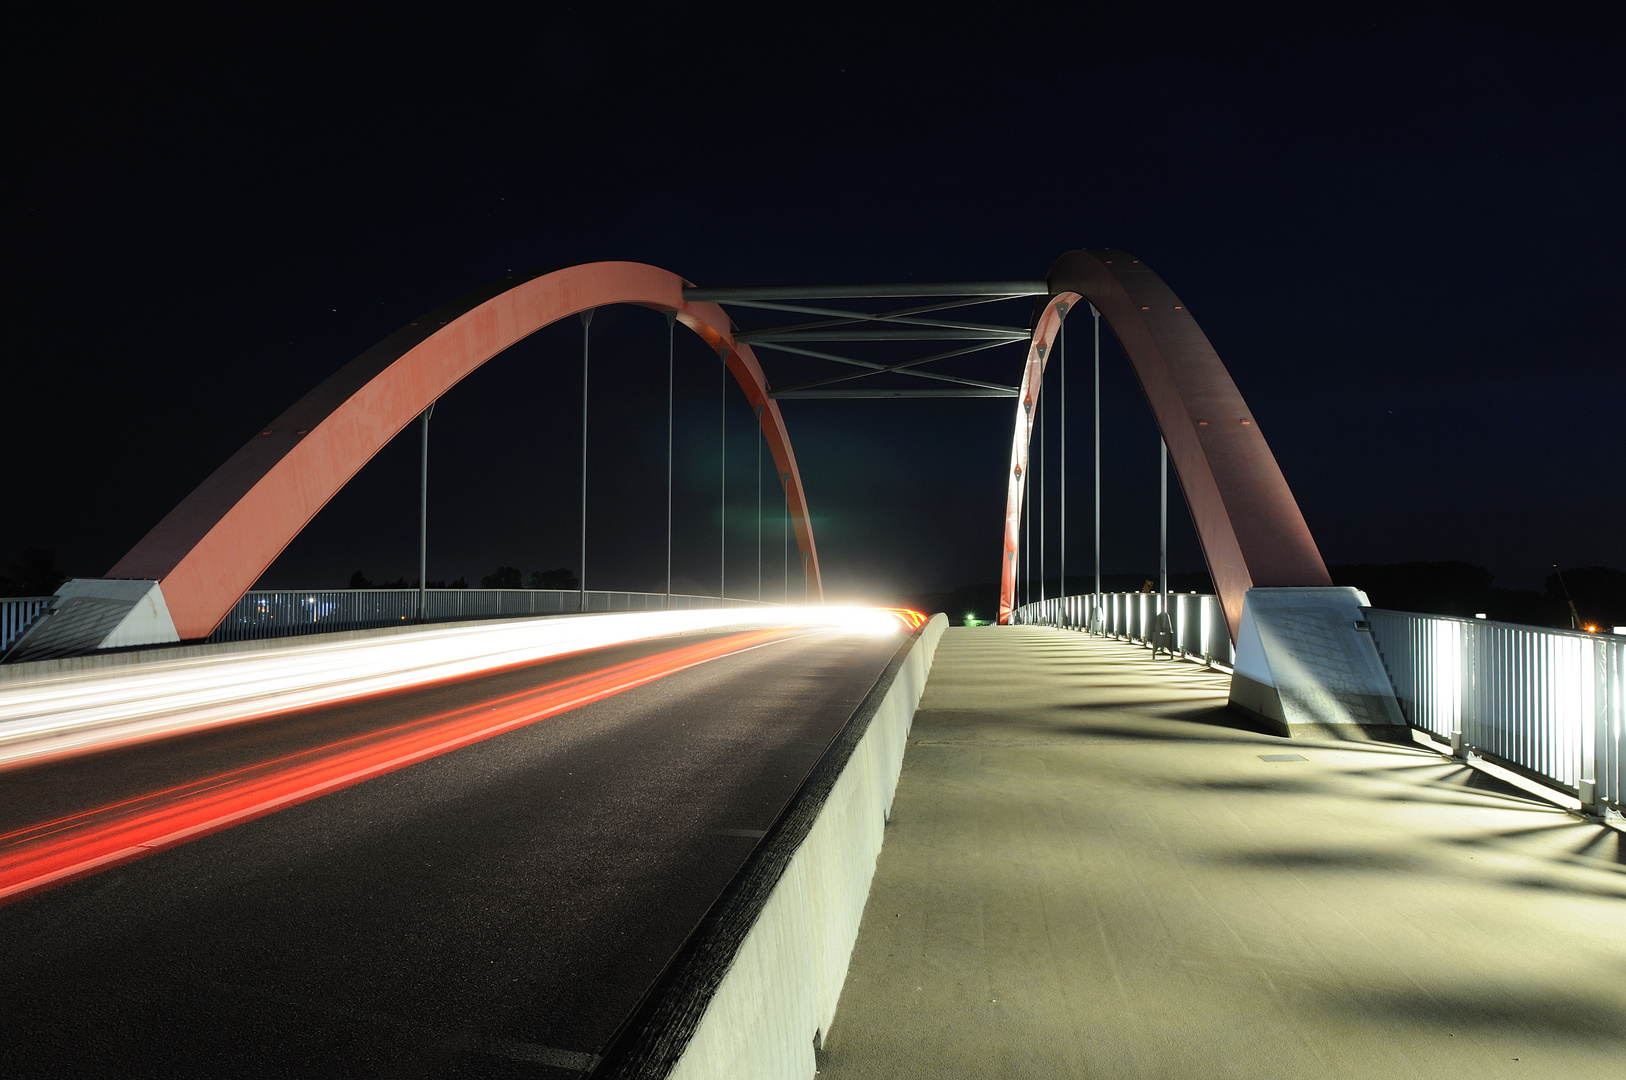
[
  {"xmin": 208, "ymin": 588, "xmax": 774, "ymax": 643},
  {"xmin": 1365, "ymin": 610, "xmax": 1624, "ymax": 816},
  {"xmin": 1010, "ymin": 592, "xmax": 1235, "ymax": 670},
  {"xmin": 1, "ymin": 598, "xmax": 52, "ymax": 652}
]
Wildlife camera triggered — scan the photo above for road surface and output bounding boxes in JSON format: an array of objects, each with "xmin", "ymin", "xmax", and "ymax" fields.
[{"xmin": 0, "ymin": 624, "xmax": 905, "ymax": 1077}]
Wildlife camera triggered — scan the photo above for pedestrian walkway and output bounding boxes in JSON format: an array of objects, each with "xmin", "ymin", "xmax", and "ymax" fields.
[{"xmin": 819, "ymin": 626, "xmax": 1626, "ymax": 1079}]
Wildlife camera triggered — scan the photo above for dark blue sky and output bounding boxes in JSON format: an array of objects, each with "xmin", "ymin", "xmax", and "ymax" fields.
[{"xmin": 4, "ymin": 3, "xmax": 1621, "ymax": 603}]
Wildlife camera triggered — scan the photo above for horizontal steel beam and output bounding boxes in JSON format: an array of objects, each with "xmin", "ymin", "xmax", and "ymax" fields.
[
  {"xmin": 736, "ymin": 327, "xmax": 1028, "ymax": 343},
  {"xmin": 706, "ymin": 297, "xmax": 1030, "ymax": 339},
  {"xmin": 772, "ymin": 365, "xmax": 1018, "ymax": 394},
  {"xmin": 765, "ymin": 340, "xmax": 1020, "ymax": 395},
  {"xmin": 733, "ymin": 309, "xmax": 1030, "ymax": 339},
  {"xmin": 746, "ymin": 341, "xmax": 889, "ymax": 369},
  {"xmin": 748, "ymin": 341, "xmax": 1017, "ymax": 391},
  {"xmin": 716, "ymin": 294, "xmax": 1019, "ymax": 319},
  {"xmin": 770, "ymin": 386, "xmax": 1018, "ymax": 399},
  {"xmin": 686, "ymin": 281, "xmax": 1050, "ymax": 301}
]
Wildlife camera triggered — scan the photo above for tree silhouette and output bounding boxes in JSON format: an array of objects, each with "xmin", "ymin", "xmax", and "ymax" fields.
[
  {"xmin": 0, "ymin": 548, "xmax": 67, "ymax": 597},
  {"xmin": 527, "ymin": 568, "xmax": 579, "ymax": 590},
  {"xmin": 480, "ymin": 566, "xmax": 523, "ymax": 589}
]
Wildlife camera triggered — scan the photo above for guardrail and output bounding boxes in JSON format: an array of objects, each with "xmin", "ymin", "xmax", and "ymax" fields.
[
  {"xmin": 1011, "ymin": 592, "xmax": 1235, "ymax": 670},
  {"xmin": 1365, "ymin": 609, "xmax": 1624, "ymax": 817},
  {"xmin": 208, "ymin": 588, "xmax": 774, "ymax": 643},
  {"xmin": 2, "ymin": 598, "xmax": 52, "ymax": 652}
]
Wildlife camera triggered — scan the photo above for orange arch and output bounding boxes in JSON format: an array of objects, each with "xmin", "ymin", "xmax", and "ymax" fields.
[
  {"xmin": 108, "ymin": 262, "xmax": 824, "ymax": 639},
  {"xmin": 999, "ymin": 249, "xmax": 1330, "ymax": 635}
]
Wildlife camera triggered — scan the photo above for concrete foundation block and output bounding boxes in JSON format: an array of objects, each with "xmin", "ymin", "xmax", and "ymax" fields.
[
  {"xmin": 1228, "ymin": 586, "xmax": 1407, "ymax": 739},
  {"xmin": 642, "ymin": 615, "xmax": 945, "ymax": 1080},
  {"xmin": 3, "ymin": 579, "xmax": 179, "ymax": 663}
]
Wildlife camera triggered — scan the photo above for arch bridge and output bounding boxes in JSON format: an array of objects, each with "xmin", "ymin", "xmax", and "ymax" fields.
[{"xmin": 8, "ymin": 251, "xmax": 1332, "ymax": 666}]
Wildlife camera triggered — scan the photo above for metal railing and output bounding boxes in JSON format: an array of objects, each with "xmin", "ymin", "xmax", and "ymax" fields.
[
  {"xmin": 1366, "ymin": 609, "xmax": 1624, "ymax": 816},
  {"xmin": 207, "ymin": 588, "xmax": 775, "ymax": 643},
  {"xmin": 1011, "ymin": 592, "xmax": 1235, "ymax": 669},
  {"xmin": 1, "ymin": 598, "xmax": 52, "ymax": 652}
]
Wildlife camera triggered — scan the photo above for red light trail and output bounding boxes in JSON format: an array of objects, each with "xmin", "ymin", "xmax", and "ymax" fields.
[
  {"xmin": 880, "ymin": 608, "xmax": 929, "ymax": 631},
  {"xmin": 0, "ymin": 628, "xmax": 795, "ymax": 907}
]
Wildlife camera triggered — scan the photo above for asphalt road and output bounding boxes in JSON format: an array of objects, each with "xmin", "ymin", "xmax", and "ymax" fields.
[{"xmin": 0, "ymin": 625, "xmax": 905, "ymax": 1078}]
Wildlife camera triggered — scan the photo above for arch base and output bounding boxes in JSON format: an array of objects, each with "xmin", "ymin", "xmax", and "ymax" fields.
[
  {"xmin": 1226, "ymin": 587, "xmax": 1406, "ymax": 738},
  {"xmin": 4, "ymin": 579, "xmax": 178, "ymax": 663}
]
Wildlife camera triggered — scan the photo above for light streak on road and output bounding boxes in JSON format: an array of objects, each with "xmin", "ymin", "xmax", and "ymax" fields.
[
  {"xmin": 0, "ymin": 606, "xmax": 909, "ymax": 771},
  {"xmin": 0, "ymin": 628, "xmax": 805, "ymax": 906}
]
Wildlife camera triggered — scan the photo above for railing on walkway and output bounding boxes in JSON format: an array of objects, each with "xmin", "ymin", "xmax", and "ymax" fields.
[
  {"xmin": 207, "ymin": 588, "xmax": 774, "ymax": 643},
  {"xmin": 1011, "ymin": 592, "xmax": 1235, "ymax": 670},
  {"xmin": 1366, "ymin": 609, "xmax": 1624, "ymax": 816},
  {"xmin": 1, "ymin": 598, "xmax": 52, "ymax": 652},
  {"xmin": 1008, "ymin": 594, "xmax": 1625, "ymax": 816}
]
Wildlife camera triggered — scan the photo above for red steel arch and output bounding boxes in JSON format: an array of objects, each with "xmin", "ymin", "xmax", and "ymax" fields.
[
  {"xmin": 108, "ymin": 262, "xmax": 824, "ymax": 640},
  {"xmin": 999, "ymin": 249, "xmax": 1330, "ymax": 635}
]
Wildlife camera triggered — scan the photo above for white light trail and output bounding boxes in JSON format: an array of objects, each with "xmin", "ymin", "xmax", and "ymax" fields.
[{"xmin": 0, "ymin": 607, "xmax": 910, "ymax": 770}]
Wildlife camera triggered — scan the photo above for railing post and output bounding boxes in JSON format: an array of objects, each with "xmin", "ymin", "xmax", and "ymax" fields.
[
  {"xmin": 1159, "ymin": 438, "xmax": 1167, "ymax": 606},
  {"xmin": 1581, "ymin": 635, "xmax": 1602, "ymax": 816},
  {"xmin": 1092, "ymin": 304, "xmax": 1105, "ymax": 637},
  {"xmin": 1459, "ymin": 617, "xmax": 1483, "ymax": 762},
  {"xmin": 417, "ymin": 402, "xmax": 434, "ymax": 624},
  {"xmin": 666, "ymin": 311, "xmax": 675, "ymax": 611},
  {"xmin": 1449, "ymin": 618, "xmax": 1468, "ymax": 760},
  {"xmin": 1605, "ymin": 638, "xmax": 1623, "ymax": 816},
  {"xmin": 580, "ymin": 308, "xmax": 593, "ymax": 614},
  {"xmin": 1022, "ymin": 423, "xmax": 1031, "ymax": 608},
  {"xmin": 756, "ymin": 405, "xmax": 764, "ymax": 602},
  {"xmin": 1059, "ymin": 303, "xmax": 1067, "ymax": 601},
  {"xmin": 719, "ymin": 346, "xmax": 728, "ymax": 601}
]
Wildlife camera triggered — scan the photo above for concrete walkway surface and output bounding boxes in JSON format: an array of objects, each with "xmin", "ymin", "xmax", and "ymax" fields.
[{"xmin": 819, "ymin": 626, "xmax": 1626, "ymax": 1079}]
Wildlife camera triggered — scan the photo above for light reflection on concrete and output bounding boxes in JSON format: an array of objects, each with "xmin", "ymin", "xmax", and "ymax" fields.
[{"xmin": 821, "ymin": 626, "xmax": 1626, "ymax": 1080}]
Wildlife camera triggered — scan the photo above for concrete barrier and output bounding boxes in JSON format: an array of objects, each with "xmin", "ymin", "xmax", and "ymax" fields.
[{"xmin": 599, "ymin": 613, "xmax": 947, "ymax": 1080}]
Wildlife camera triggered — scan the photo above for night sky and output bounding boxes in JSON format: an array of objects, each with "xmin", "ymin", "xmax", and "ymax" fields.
[{"xmin": 5, "ymin": 5, "xmax": 1621, "ymax": 609}]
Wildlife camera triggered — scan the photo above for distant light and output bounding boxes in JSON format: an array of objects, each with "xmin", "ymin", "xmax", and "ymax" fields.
[
  {"xmin": 1474, "ymin": 613, "xmax": 1487, "ymax": 619},
  {"xmin": 1584, "ymin": 624, "xmax": 1599, "ymax": 633}
]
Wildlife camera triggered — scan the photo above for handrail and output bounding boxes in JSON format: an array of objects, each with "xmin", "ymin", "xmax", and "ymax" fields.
[
  {"xmin": 1010, "ymin": 592, "xmax": 1234, "ymax": 670},
  {"xmin": 1015, "ymin": 596, "xmax": 1624, "ymax": 817},
  {"xmin": 208, "ymin": 588, "xmax": 774, "ymax": 643},
  {"xmin": 1365, "ymin": 609, "xmax": 1623, "ymax": 816},
  {"xmin": 1, "ymin": 598, "xmax": 52, "ymax": 652}
]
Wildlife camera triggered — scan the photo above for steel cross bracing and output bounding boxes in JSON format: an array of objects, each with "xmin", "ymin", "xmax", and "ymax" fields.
[{"xmin": 683, "ymin": 281, "xmax": 1046, "ymax": 400}]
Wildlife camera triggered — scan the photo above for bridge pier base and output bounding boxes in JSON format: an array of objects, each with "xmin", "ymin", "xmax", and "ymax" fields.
[
  {"xmin": 1227, "ymin": 587, "xmax": 1408, "ymax": 739},
  {"xmin": 2, "ymin": 579, "xmax": 178, "ymax": 663}
]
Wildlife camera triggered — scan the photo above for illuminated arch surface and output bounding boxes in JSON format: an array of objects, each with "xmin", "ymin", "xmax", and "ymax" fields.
[
  {"xmin": 108, "ymin": 262, "xmax": 824, "ymax": 640},
  {"xmin": 1000, "ymin": 249, "xmax": 1330, "ymax": 634}
]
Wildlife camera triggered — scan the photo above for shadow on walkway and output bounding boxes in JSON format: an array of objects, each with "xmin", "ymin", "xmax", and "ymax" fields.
[{"xmin": 821, "ymin": 626, "xmax": 1626, "ymax": 1080}]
